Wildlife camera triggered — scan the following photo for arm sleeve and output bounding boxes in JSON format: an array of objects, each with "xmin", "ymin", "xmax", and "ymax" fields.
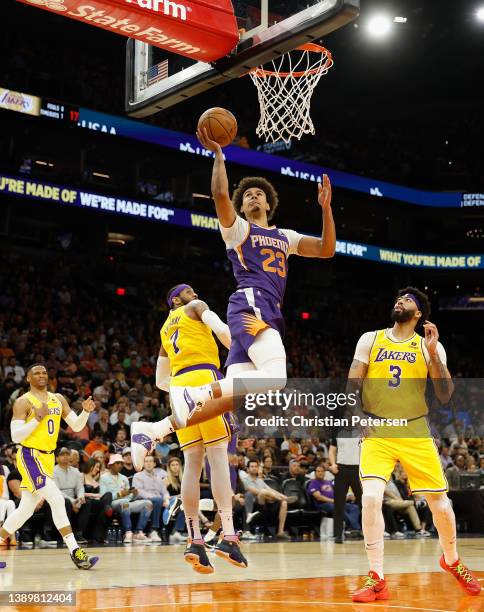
[
  {"xmin": 353, "ymin": 331, "xmax": 377, "ymax": 365},
  {"xmin": 10, "ymin": 418, "xmax": 39, "ymax": 443},
  {"xmin": 64, "ymin": 409, "xmax": 89, "ymax": 432},
  {"xmin": 279, "ymin": 228, "xmax": 304, "ymax": 256},
  {"xmin": 201, "ymin": 310, "xmax": 231, "ymax": 349},
  {"xmin": 156, "ymin": 356, "xmax": 171, "ymax": 392},
  {"xmin": 219, "ymin": 216, "xmax": 250, "ymax": 249}
]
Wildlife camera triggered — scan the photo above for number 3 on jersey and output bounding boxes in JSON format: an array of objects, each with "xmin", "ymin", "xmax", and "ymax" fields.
[
  {"xmin": 261, "ymin": 248, "xmax": 286, "ymax": 278},
  {"xmin": 170, "ymin": 329, "xmax": 181, "ymax": 354},
  {"xmin": 388, "ymin": 365, "xmax": 402, "ymax": 388}
]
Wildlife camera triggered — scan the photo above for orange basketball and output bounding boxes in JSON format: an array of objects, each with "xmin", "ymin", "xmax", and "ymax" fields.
[{"xmin": 198, "ymin": 107, "xmax": 238, "ymax": 148}]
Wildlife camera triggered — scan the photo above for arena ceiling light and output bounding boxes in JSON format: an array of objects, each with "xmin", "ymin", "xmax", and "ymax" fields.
[
  {"xmin": 367, "ymin": 15, "xmax": 393, "ymax": 38},
  {"xmin": 476, "ymin": 6, "xmax": 484, "ymax": 22}
]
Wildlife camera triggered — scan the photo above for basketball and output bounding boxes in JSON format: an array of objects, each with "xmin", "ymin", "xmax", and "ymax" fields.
[{"xmin": 197, "ymin": 107, "xmax": 238, "ymax": 148}]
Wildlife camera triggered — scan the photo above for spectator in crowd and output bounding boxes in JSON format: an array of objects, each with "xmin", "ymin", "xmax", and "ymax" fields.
[
  {"xmin": 262, "ymin": 455, "xmax": 279, "ymax": 481},
  {"xmin": 53, "ymin": 447, "xmax": 91, "ymax": 545},
  {"xmin": 110, "ymin": 429, "xmax": 129, "ymax": 454},
  {"xmin": 383, "ymin": 475, "xmax": 422, "ymax": 535},
  {"xmin": 99, "ymin": 454, "xmax": 152, "ymax": 544},
  {"xmin": 0, "ymin": 462, "xmax": 15, "ymax": 538},
  {"xmin": 93, "ymin": 378, "xmax": 112, "ymax": 407},
  {"xmin": 84, "ymin": 431, "xmax": 109, "ymax": 458},
  {"xmin": 3, "ymin": 357, "xmax": 25, "ymax": 384},
  {"xmin": 307, "ymin": 464, "xmax": 360, "ymax": 531},
  {"xmin": 81, "ymin": 459, "xmax": 112, "ymax": 543},
  {"xmin": 92, "ymin": 408, "xmax": 110, "ymax": 440},
  {"xmin": 69, "ymin": 449, "xmax": 81, "ymax": 470},
  {"xmin": 121, "ymin": 447, "xmax": 136, "ymax": 485},
  {"xmin": 240, "ymin": 460, "xmax": 291, "ymax": 540},
  {"xmin": 109, "ymin": 412, "xmax": 130, "ymax": 442},
  {"xmin": 440, "ymin": 446, "xmax": 453, "ymax": 470},
  {"xmin": 132, "ymin": 455, "xmax": 170, "ymax": 543},
  {"xmin": 446, "ymin": 454, "xmax": 467, "ymax": 490},
  {"xmin": 163, "ymin": 456, "xmax": 187, "ymax": 543}
]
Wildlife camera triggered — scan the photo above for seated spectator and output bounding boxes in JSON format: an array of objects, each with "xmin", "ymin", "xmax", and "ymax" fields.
[
  {"xmin": 262, "ymin": 455, "xmax": 279, "ymax": 482},
  {"xmin": 383, "ymin": 476, "xmax": 421, "ymax": 534},
  {"xmin": 53, "ymin": 447, "xmax": 91, "ymax": 545},
  {"xmin": 240, "ymin": 460, "xmax": 291, "ymax": 540},
  {"xmin": 91, "ymin": 450, "xmax": 108, "ymax": 472},
  {"xmin": 82, "ymin": 458, "xmax": 113, "ymax": 543},
  {"xmin": 93, "ymin": 378, "xmax": 112, "ymax": 407},
  {"xmin": 99, "ymin": 454, "xmax": 152, "ymax": 544},
  {"xmin": 440, "ymin": 446, "xmax": 453, "ymax": 470},
  {"xmin": 108, "ymin": 412, "xmax": 130, "ymax": 442},
  {"xmin": 3, "ymin": 357, "xmax": 25, "ymax": 384},
  {"xmin": 69, "ymin": 449, "xmax": 81, "ymax": 470},
  {"xmin": 163, "ymin": 456, "xmax": 187, "ymax": 544},
  {"xmin": 92, "ymin": 408, "xmax": 110, "ymax": 440},
  {"xmin": 129, "ymin": 401, "xmax": 143, "ymax": 424},
  {"xmin": 395, "ymin": 470, "xmax": 431, "ymax": 536},
  {"xmin": 110, "ymin": 429, "xmax": 129, "ymax": 454},
  {"xmin": 121, "ymin": 447, "xmax": 136, "ymax": 485},
  {"xmin": 307, "ymin": 464, "xmax": 360, "ymax": 531},
  {"xmin": 65, "ymin": 401, "xmax": 90, "ymax": 443},
  {"xmin": 280, "ymin": 459, "xmax": 304, "ymax": 483},
  {"xmin": 132, "ymin": 455, "xmax": 170, "ymax": 542},
  {"xmin": 466, "ymin": 455, "xmax": 479, "ymax": 473},
  {"xmin": 84, "ymin": 432, "xmax": 109, "ymax": 458},
  {"xmin": 446, "ymin": 454, "xmax": 467, "ymax": 490}
]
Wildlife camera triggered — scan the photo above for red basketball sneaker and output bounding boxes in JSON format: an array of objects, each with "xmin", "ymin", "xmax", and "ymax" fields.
[
  {"xmin": 352, "ymin": 571, "xmax": 390, "ymax": 602},
  {"xmin": 439, "ymin": 556, "xmax": 481, "ymax": 596}
]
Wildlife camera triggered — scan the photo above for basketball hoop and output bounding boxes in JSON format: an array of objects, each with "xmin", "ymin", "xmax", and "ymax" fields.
[{"xmin": 249, "ymin": 43, "xmax": 333, "ymax": 144}]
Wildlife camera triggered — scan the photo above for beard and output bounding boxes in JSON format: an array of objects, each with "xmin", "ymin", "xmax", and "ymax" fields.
[{"xmin": 390, "ymin": 308, "xmax": 414, "ymax": 323}]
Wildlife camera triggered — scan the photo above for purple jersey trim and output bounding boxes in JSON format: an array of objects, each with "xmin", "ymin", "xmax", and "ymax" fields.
[{"xmin": 174, "ymin": 363, "xmax": 222, "ymax": 378}]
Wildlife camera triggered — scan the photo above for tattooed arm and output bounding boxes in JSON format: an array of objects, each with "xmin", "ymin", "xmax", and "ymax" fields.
[{"xmin": 423, "ymin": 321, "xmax": 454, "ymax": 404}]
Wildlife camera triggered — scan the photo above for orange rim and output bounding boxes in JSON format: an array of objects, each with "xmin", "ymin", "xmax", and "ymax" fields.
[{"xmin": 249, "ymin": 44, "xmax": 333, "ymax": 79}]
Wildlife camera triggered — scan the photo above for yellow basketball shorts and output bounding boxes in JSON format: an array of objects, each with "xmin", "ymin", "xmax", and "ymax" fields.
[
  {"xmin": 359, "ymin": 437, "xmax": 448, "ymax": 494},
  {"xmin": 171, "ymin": 366, "xmax": 232, "ymax": 451},
  {"xmin": 17, "ymin": 446, "xmax": 55, "ymax": 493}
]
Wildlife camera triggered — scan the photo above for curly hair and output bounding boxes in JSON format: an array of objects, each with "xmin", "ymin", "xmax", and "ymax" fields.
[
  {"xmin": 232, "ymin": 177, "xmax": 279, "ymax": 221},
  {"xmin": 397, "ymin": 286, "xmax": 431, "ymax": 325}
]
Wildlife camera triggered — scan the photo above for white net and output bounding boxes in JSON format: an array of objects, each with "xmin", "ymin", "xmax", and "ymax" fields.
[{"xmin": 249, "ymin": 44, "xmax": 333, "ymax": 144}]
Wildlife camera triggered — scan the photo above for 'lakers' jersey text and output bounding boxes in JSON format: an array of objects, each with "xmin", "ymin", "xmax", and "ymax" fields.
[
  {"xmin": 160, "ymin": 306, "xmax": 220, "ymax": 375},
  {"xmin": 22, "ymin": 392, "xmax": 63, "ymax": 452},
  {"xmin": 363, "ymin": 329, "xmax": 429, "ymax": 421}
]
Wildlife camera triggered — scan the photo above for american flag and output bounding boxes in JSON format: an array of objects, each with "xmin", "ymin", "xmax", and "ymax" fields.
[{"xmin": 147, "ymin": 60, "xmax": 169, "ymax": 86}]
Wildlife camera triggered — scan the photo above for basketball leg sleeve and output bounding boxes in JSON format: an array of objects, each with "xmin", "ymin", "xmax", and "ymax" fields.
[
  {"xmin": 217, "ymin": 328, "xmax": 287, "ymax": 398},
  {"xmin": 361, "ymin": 479, "xmax": 386, "ymax": 578},
  {"xmin": 181, "ymin": 444, "xmax": 204, "ymax": 542},
  {"xmin": 1, "ymin": 490, "xmax": 39, "ymax": 537},
  {"xmin": 425, "ymin": 493, "xmax": 458, "ymax": 565},
  {"xmin": 206, "ymin": 440, "xmax": 236, "ymax": 538},
  {"xmin": 42, "ymin": 478, "xmax": 72, "ymax": 531}
]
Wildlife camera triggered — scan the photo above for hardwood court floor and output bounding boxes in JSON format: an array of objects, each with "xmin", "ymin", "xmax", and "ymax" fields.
[{"xmin": 0, "ymin": 539, "xmax": 482, "ymax": 612}]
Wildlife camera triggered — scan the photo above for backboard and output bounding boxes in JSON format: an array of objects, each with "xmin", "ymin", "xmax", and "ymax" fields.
[{"xmin": 125, "ymin": 0, "xmax": 359, "ymax": 117}]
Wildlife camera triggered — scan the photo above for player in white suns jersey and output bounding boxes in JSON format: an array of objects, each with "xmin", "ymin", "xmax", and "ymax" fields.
[{"xmin": 349, "ymin": 287, "xmax": 480, "ymax": 602}]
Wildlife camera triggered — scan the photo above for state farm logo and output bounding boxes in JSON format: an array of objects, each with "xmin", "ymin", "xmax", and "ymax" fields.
[{"xmin": 125, "ymin": 0, "xmax": 188, "ymax": 21}]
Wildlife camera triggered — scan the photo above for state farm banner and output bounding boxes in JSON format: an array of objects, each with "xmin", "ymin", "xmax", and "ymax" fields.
[{"xmin": 16, "ymin": 0, "xmax": 239, "ymax": 62}]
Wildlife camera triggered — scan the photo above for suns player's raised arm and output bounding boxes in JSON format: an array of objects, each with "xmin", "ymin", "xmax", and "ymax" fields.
[
  {"xmin": 59, "ymin": 393, "xmax": 95, "ymax": 431},
  {"xmin": 187, "ymin": 300, "xmax": 231, "ymax": 349},
  {"xmin": 295, "ymin": 174, "xmax": 336, "ymax": 259},
  {"xmin": 10, "ymin": 395, "xmax": 42, "ymax": 443},
  {"xmin": 197, "ymin": 127, "xmax": 236, "ymax": 228},
  {"xmin": 156, "ymin": 345, "xmax": 171, "ymax": 392}
]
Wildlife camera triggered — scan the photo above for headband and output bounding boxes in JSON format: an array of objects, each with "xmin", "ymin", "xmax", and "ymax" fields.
[
  {"xmin": 404, "ymin": 293, "xmax": 423, "ymax": 312},
  {"xmin": 167, "ymin": 284, "xmax": 190, "ymax": 308}
]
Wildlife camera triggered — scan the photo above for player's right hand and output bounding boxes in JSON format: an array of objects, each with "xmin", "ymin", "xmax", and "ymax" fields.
[
  {"xmin": 196, "ymin": 127, "xmax": 223, "ymax": 154},
  {"xmin": 34, "ymin": 402, "xmax": 50, "ymax": 421}
]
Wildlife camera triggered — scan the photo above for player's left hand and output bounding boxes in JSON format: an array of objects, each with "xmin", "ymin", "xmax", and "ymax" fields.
[
  {"xmin": 318, "ymin": 174, "xmax": 332, "ymax": 210},
  {"xmin": 423, "ymin": 320, "xmax": 439, "ymax": 355},
  {"xmin": 81, "ymin": 396, "xmax": 96, "ymax": 413}
]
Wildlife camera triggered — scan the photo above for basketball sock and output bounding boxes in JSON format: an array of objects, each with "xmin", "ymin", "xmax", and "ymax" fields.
[
  {"xmin": 204, "ymin": 528, "xmax": 218, "ymax": 542},
  {"xmin": 186, "ymin": 517, "xmax": 203, "ymax": 542},
  {"xmin": 63, "ymin": 533, "xmax": 78, "ymax": 553},
  {"xmin": 426, "ymin": 494, "xmax": 458, "ymax": 565},
  {"xmin": 206, "ymin": 443, "xmax": 236, "ymax": 537},
  {"xmin": 361, "ymin": 481, "xmax": 386, "ymax": 579},
  {"xmin": 152, "ymin": 418, "xmax": 175, "ymax": 440}
]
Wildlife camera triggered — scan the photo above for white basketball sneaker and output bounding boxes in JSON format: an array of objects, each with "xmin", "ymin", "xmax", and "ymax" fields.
[
  {"xmin": 169, "ymin": 386, "xmax": 207, "ymax": 428},
  {"xmin": 130, "ymin": 422, "xmax": 155, "ymax": 471}
]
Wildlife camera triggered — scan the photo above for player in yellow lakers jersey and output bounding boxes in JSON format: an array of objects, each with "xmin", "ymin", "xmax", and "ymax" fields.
[
  {"xmin": 349, "ymin": 287, "xmax": 480, "ymax": 602},
  {"xmin": 131, "ymin": 284, "xmax": 247, "ymax": 573},
  {"xmin": 0, "ymin": 364, "xmax": 99, "ymax": 570}
]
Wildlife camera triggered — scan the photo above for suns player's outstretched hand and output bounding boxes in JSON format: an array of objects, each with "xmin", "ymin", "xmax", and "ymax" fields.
[
  {"xmin": 423, "ymin": 321, "xmax": 439, "ymax": 355},
  {"xmin": 317, "ymin": 174, "xmax": 332, "ymax": 211},
  {"xmin": 196, "ymin": 127, "xmax": 222, "ymax": 154},
  {"xmin": 81, "ymin": 396, "xmax": 96, "ymax": 413}
]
